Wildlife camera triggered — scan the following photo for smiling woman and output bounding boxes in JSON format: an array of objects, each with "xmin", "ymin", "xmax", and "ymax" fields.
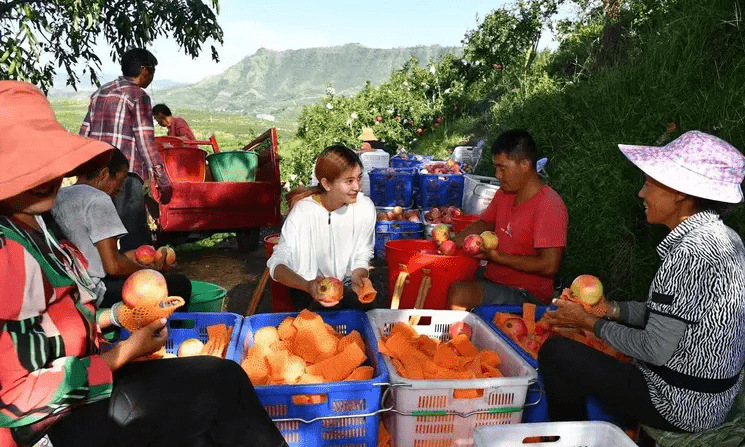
[{"xmin": 267, "ymin": 145, "xmax": 379, "ymax": 311}]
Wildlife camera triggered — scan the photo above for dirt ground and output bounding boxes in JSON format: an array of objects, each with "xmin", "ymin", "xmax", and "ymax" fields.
[{"xmin": 175, "ymin": 228, "xmax": 390, "ymax": 315}]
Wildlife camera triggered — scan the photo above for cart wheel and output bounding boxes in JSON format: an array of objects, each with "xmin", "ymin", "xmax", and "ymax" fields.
[{"xmin": 236, "ymin": 229, "xmax": 260, "ymax": 251}]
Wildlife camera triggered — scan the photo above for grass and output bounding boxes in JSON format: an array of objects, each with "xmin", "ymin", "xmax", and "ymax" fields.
[{"xmin": 50, "ymin": 99, "xmax": 297, "ymax": 156}]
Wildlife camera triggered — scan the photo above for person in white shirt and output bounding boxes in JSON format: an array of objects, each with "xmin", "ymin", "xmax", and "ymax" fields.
[{"xmin": 267, "ymin": 145, "xmax": 376, "ymax": 310}]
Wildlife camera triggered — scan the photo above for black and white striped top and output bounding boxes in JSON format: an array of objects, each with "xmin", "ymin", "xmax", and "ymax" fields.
[{"xmin": 638, "ymin": 211, "xmax": 745, "ymax": 432}]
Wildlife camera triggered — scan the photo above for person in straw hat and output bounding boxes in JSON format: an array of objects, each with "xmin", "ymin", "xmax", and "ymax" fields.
[
  {"xmin": 0, "ymin": 81, "xmax": 286, "ymax": 447},
  {"xmin": 539, "ymin": 131, "xmax": 745, "ymax": 433},
  {"xmin": 358, "ymin": 127, "xmax": 379, "ymax": 152}
]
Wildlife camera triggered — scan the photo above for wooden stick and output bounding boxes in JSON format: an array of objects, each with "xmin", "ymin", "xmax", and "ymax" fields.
[{"xmin": 246, "ymin": 268, "xmax": 271, "ymax": 316}]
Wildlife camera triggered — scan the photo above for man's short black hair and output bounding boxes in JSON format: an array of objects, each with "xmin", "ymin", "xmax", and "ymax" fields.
[
  {"xmin": 121, "ymin": 48, "xmax": 158, "ymax": 78},
  {"xmin": 152, "ymin": 104, "xmax": 172, "ymax": 116},
  {"xmin": 492, "ymin": 129, "xmax": 538, "ymax": 166},
  {"xmin": 83, "ymin": 148, "xmax": 129, "ymax": 180}
]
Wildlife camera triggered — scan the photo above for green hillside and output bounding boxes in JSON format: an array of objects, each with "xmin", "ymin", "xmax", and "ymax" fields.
[{"xmin": 155, "ymin": 44, "xmax": 459, "ymax": 121}]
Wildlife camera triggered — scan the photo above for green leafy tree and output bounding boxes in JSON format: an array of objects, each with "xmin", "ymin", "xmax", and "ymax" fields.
[{"xmin": 0, "ymin": 0, "xmax": 223, "ymax": 91}]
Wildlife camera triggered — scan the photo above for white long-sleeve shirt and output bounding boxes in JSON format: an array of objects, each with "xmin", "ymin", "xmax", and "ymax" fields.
[{"xmin": 267, "ymin": 193, "xmax": 376, "ymax": 282}]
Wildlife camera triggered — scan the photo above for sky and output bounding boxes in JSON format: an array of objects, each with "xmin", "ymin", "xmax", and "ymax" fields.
[{"xmin": 91, "ymin": 0, "xmax": 560, "ymax": 85}]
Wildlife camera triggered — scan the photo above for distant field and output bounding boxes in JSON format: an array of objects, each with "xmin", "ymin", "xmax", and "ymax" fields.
[{"xmin": 50, "ymin": 99, "xmax": 296, "ymax": 155}]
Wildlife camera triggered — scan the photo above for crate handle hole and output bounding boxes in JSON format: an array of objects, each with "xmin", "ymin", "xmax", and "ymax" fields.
[
  {"xmin": 411, "ymin": 316, "xmax": 432, "ymax": 326},
  {"xmin": 169, "ymin": 319, "xmax": 196, "ymax": 329},
  {"xmin": 521, "ymin": 435, "xmax": 560, "ymax": 444},
  {"xmin": 291, "ymin": 394, "xmax": 328, "ymax": 405},
  {"xmin": 452, "ymin": 388, "xmax": 484, "ymax": 399}
]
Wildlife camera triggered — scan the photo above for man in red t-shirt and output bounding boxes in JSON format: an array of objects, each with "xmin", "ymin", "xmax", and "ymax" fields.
[
  {"xmin": 449, "ymin": 130, "xmax": 568, "ymax": 309},
  {"xmin": 152, "ymin": 103, "xmax": 196, "ymax": 141}
]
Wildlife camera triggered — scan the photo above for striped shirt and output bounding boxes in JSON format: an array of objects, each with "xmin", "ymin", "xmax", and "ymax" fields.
[
  {"xmin": 637, "ymin": 211, "xmax": 745, "ymax": 431},
  {"xmin": 0, "ymin": 217, "xmax": 112, "ymax": 444},
  {"xmin": 80, "ymin": 76, "xmax": 164, "ymax": 182}
]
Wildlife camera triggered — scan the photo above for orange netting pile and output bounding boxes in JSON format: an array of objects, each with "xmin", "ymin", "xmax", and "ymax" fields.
[
  {"xmin": 240, "ymin": 310, "xmax": 374, "ymax": 396},
  {"xmin": 377, "ymin": 321, "xmax": 504, "ymax": 393}
]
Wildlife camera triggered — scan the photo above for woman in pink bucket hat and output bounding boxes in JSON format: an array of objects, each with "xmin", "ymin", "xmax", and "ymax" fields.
[
  {"xmin": 538, "ymin": 131, "xmax": 745, "ymax": 435},
  {"xmin": 0, "ymin": 82, "xmax": 286, "ymax": 447}
]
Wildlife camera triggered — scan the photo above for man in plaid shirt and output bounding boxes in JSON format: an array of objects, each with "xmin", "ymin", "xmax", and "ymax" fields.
[{"xmin": 80, "ymin": 48, "xmax": 173, "ymax": 251}]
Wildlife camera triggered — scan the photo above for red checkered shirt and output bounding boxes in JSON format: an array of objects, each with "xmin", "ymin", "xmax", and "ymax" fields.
[{"xmin": 80, "ymin": 76, "xmax": 164, "ymax": 182}]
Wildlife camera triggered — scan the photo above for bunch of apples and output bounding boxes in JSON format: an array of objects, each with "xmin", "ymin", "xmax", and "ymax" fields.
[
  {"xmin": 423, "ymin": 206, "xmax": 462, "ymax": 225},
  {"xmin": 431, "ymin": 224, "xmax": 457, "ymax": 256},
  {"xmin": 419, "ymin": 159, "xmax": 461, "ymax": 175},
  {"xmin": 376, "ymin": 206, "xmax": 420, "ymax": 222},
  {"xmin": 135, "ymin": 244, "xmax": 176, "ymax": 267}
]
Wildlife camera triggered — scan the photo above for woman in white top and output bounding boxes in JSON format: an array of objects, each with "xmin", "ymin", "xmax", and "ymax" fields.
[{"xmin": 267, "ymin": 145, "xmax": 376, "ymax": 310}]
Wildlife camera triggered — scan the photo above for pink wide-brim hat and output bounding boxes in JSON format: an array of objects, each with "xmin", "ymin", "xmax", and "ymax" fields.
[
  {"xmin": 0, "ymin": 81, "xmax": 113, "ymax": 201},
  {"xmin": 619, "ymin": 131, "xmax": 745, "ymax": 204}
]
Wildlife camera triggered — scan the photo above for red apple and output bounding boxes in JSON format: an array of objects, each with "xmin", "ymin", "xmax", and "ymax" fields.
[
  {"xmin": 431, "ymin": 224, "xmax": 450, "ymax": 244},
  {"xmin": 135, "ymin": 244, "xmax": 157, "ymax": 265},
  {"xmin": 121, "ymin": 269, "xmax": 168, "ymax": 307},
  {"xmin": 155, "ymin": 246, "xmax": 177, "ymax": 266},
  {"xmin": 408, "ymin": 215, "xmax": 420, "ymax": 222},
  {"xmin": 393, "ymin": 206, "xmax": 404, "ymax": 216},
  {"xmin": 416, "ymin": 127, "xmax": 424, "ymax": 136},
  {"xmin": 429, "ymin": 208, "xmax": 441, "ymax": 219},
  {"xmin": 480, "ymin": 231, "xmax": 498, "ymax": 250},
  {"xmin": 438, "ymin": 240, "xmax": 457, "ymax": 256},
  {"xmin": 395, "ymin": 116, "xmax": 401, "ymax": 121},
  {"xmin": 523, "ymin": 337, "xmax": 541, "ymax": 354},
  {"xmin": 376, "ymin": 212, "xmax": 388, "ymax": 221},
  {"xmin": 463, "ymin": 234, "xmax": 484, "ymax": 256},
  {"xmin": 447, "ymin": 206, "xmax": 462, "ymax": 217},
  {"xmin": 387, "ymin": 211, "xmax": 396, "ymax": 220},
  {"xmin": 449, "ymin": 321, "xmax": 472, "ymax": 340},
  {"xmin": 441, "ymin": 214, "xmax": 453, "ymax": 224},
  {"xmin": 316, "ymin": 277, "xmax": 344, "ymax": 307},
  {"xmin": 570, "ymin": 275, "xmax": 604, "ymax": 305},
  {"xmin": 503, "ymin": 318, "xmax": 528, "ymax": 340},
  {"xmin": 433, "ymin": 122, "xmax": 440, "ymax": 129},
  {"xmin": 376, "ymin": 115, "xmax": 383, "ymax": 122}
]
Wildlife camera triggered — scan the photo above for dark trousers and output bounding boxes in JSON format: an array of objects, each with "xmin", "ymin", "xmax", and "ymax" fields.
[
  {"xmin": 538, "ymin": 336, "xmax": 684, "ymax": 432},
  {"xmin": 102, "ymin": 272, "xmax": 192, "ymax": 310},
  {"xmin": 289, "ymin": 285, "xmax": 378, "ymax": 311},
  {"xmin": 47, "ymin": 356, "xmax": 288, "ymax": 447},
  {"xmin": 113, "ymin": 174, "xmax": 152, "ymax": 252}
]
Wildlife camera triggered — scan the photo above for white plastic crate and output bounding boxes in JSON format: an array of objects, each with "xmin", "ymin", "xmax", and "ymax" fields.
[
  {"xmin": 367, "ymin": 309, "xmax": 537, "ymax": 447},
  {"xmin": 473, "ymin": 421, "xmax": 637, "ymax": 447},
  {"xmin": 360, "ymin": 149, "xmax": 390, "ymax": 196},
  {"xmin": 462, "ymin": 174, "xmax": 500, "ymax": 215}
]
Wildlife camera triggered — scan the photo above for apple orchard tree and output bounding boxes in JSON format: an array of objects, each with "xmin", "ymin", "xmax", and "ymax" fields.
[{"xmin": 0, "ymin": 0, "xmax": 223, "ymax": 92}]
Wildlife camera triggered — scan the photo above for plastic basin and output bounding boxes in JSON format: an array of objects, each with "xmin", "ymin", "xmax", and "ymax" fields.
[
  {"xmin": 189, "ymin": 280, "xmax": 227, "ymax": 312},
  {"xmin": 207, "ymin": 151, "xmax": 258, "ymax": 182},
  {"xmin": 161, "ymin": 147, "xmax": 206, "ymax": 182}
]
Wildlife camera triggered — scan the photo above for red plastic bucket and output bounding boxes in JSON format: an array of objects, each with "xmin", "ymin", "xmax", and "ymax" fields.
[
  {"xmin": 452, "ymin": 214, "xmax": 480, "ymax": 234},
  {"xmin": 385, "ymin": 239, "xmax": 480, "ymax": 310},
  {"xmin": 161, "ymin": 147, "xmax": 206, "ymax": 182},
  {"xmin": 263, "ymin": 233, "xmax": 295, "ymax": 312}
]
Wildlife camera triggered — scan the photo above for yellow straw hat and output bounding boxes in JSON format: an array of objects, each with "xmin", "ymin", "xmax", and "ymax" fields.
[{"xmin": 358, "ymin": 128, "xmax": 377, "ymax": 141}]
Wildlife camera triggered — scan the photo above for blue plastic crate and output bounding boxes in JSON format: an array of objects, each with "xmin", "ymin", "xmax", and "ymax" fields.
[
  {"xmin": 118, "ymin": 311, "xmax": 243, "ymax": 360},
  {"xmin": 374, "ymin": 206, "xmax": 423, "ymax": 233},
  {"xmin": 232, "ymin": 310, "xmax": 389, "ymax": 447},
  {"xmin": 368, "ymin": 167, "xmax": 416, "ymax": 207},
  {"xmin": 390, "ymin": 154, "xmax": 433, "ymax": 169},
  {"xmin": 474, "ymin": 305, "xmax": 633, "ymax": 426},
  {"xmin": 417, "ymin": 172, "xmax": 465, "ymax": 208},
  {"xmin": 374, "ymin": 227, "xmax": 423, "ymax": 259}
]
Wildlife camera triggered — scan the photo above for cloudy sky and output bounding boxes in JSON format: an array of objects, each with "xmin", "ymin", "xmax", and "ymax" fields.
[{"xmin": 90, "ymin": 0, "xmax": 559, "ymax": 85}]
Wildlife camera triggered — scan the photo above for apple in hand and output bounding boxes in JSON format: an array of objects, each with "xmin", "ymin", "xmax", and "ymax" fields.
[
  {"xmin": 480, "ymin": 231, "xmax": 498, "ymax": 250},
  {"xmin": 316, "ymin": 277, "xmax": 343, "ymax": 307},
  {"xmin": 462, "ymin": 234, "xmax": 484, "ymax": 256},
  {"xmin": 121, "ymin": 269, "xmax": 169, "ymax": 307},
  {"xmin": 135, "ymin": 245, "xmax": 157, "ymax": 265},
  {"xmin": 570, "ymin": 274, "xmax": 603, "ymax": 305},
  {"xmin": 154, "ymin": 246, "xmax": 177, "ymax": 266}
]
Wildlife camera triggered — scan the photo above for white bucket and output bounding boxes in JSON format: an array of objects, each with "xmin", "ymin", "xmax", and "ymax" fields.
[{"xmin": 463, "ymin": 174, "xmax": 500, "ymax": 215}]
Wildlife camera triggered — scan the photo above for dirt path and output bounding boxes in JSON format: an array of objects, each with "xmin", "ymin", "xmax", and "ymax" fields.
[{"xmin": 175, "ymin": 229, "xmax": 390, "ymax": 315}]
